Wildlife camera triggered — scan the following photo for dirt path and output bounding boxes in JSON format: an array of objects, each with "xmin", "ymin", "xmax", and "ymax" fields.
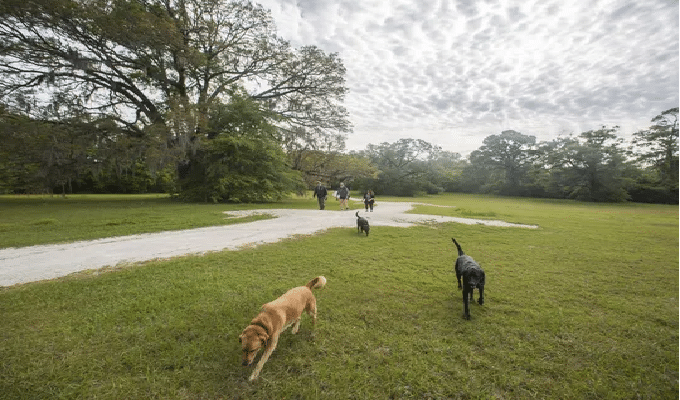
[{"xmin": 0, "ymin": 201, "xmax": 537, "ymax": 287}]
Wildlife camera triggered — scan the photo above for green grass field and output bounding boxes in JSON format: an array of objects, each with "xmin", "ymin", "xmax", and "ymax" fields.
[
  {"xmin": 0, "ymin": 193, "xmax": 677, "ymax": 399},
  {"xmin": 0, "ymin": 194, "xmax": 317, "ymax": 249}
]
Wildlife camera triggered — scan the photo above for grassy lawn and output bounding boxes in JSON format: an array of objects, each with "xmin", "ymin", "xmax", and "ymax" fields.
[
  {"xmin": 0, "ymin": 193, "xmax": 317, "ymax": 249},
  {"xmin": 0, "ymin": 193, "xmax": 677, "ymax": 399}
]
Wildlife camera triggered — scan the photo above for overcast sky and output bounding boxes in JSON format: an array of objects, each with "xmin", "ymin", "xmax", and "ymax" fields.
[{"xmin": 256, "ymin": 0, "xmax": 679, "ymax": 156}]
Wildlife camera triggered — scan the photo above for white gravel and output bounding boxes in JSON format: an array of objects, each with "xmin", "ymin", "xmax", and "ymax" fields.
[{"xmin": 0, "ymin": 200, "xmax": 537, "ymax": 287}]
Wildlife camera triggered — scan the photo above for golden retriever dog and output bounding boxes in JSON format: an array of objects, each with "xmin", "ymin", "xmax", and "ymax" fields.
[{"xmin": 239, "ymin": 276, "xmax": 327, "ymax": 381}]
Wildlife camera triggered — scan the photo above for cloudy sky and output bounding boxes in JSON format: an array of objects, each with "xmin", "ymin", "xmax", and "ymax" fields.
[{"xmin": 256, "ymin": 0, "xmax": 679, "ymax": 156}]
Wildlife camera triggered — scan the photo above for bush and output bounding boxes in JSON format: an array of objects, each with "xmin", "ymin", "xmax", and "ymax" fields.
[{"xmin": 178, "ymin": 135, "xmax": 300, "ymax": 203}]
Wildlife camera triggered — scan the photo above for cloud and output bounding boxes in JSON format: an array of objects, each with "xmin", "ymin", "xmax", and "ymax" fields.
[{"xmin": 257, "ymin": 0, "xmax": 679, "ymax": 155}]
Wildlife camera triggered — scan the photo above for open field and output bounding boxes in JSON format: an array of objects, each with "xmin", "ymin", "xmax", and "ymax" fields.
[
  {"xmin": 0, "ymin": 194, "xmax": 677, "ymax": 399},
  {"xmin": 0, "ymin": 194, "xmax": 304, "ymax": 249}
]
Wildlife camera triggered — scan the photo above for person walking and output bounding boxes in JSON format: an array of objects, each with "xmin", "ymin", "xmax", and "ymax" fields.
[
  {"xmin": 363, "ymin": 189, "xmax": 375, "ymax": 212},
  {"xmin": 335, "ymin": 182, "xmax": 350, "ymax": 210},
  {"xmin": 312, "ymin": 181, "xmax": 328, "ymax": 210}
]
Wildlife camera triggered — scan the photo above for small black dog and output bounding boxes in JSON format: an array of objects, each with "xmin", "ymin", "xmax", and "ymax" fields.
[
  {"xmin": 356, "ymin": 211, "xmax": 370, "ymax": 236},
  {"xmin": 452, "ymin": 238, "xmax": 485, "ymax": 320}
]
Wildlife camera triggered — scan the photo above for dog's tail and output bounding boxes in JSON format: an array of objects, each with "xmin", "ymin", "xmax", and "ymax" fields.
[
  {"xmin": 306, "ymin": 276, "xmax": 327, "ymax": 289},
  {"xmin": 451, "ymin": 238, "xmax": 464, "ymax": 256},
  {"xmin": 355, "ymin": 211, "xmax": 359, "ymax": 217}
]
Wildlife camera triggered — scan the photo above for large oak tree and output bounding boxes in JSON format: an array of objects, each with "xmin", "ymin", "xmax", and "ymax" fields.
[
  {"xmin": 544, "ymin": 126, "xmax": 632, "ymax": 202},
  {"xmin": 0, "ymin": 0, "xmax": 350, "ymax": 154},
  {"xmin": 466, "ymin": 130, "xmax": 537, "ymax": 195}
]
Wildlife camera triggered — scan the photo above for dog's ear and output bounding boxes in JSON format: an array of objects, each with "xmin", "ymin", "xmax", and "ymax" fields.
[{"xmin": 258, "ymin": 331, "xmax": 270, "ymax": 346}]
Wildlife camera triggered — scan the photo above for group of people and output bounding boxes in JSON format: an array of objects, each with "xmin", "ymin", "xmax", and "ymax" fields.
[{"xmin": 313, "ymin": 181, "xmax": 374, "ymax": 212}]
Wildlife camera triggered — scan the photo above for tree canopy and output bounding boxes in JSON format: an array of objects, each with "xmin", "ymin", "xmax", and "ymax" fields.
[
  {"xmin": 358, "ymin": 139, "xmax": 444, "ymax": 196},
  {"xmin": 0, "ymin": 0, "xmax": 351, "ymax": 200},
  {"xmin": 0, "ymin": 0, "xmax": 350, "ymax": 148},
  {"xmin": 544, "ymin": 126, "xmax": 632, "ymax": 202},
  {"xmin": 177, "ymin": 93, "xmax": 300, "ymax": 202},
  {"xmin": 632, "ymin": 108, "xmax": 679, "ymax": 186},
  {"xmin": 467, "ymin": 130, "xmax": 537, "ymax": 195}
]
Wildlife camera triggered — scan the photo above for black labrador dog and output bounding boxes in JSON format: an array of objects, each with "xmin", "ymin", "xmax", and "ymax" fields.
[
  {"xmin": 452, "ymin": 238, "xmax": 485, "ymax": 320},
  {"xmin": 356, "ymin": 211, "xmax": 370, "ymax": 236}
]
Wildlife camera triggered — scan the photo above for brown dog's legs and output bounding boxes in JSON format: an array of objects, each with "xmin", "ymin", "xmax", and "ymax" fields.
[
  {"xmin": 307, "ymin": 297, "xmax": 317, "ymax": 325},
  {"xmin": 291, "ymin": 318, "xmax": 301, "ymax": 334},
  {"xmin": 249, "ymin": 334, "xmax": 279, "ymax": 381}
]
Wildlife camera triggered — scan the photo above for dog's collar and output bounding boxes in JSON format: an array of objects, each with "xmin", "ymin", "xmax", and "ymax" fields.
[{"xmin": 251, "ymin": 320, "xmax": 270, "ymax": 335}]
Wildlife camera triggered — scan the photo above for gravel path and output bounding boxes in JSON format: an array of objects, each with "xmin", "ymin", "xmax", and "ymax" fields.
[{"xmin": 0, "ymin": 201, "xmax": 537, "ymax": 287}]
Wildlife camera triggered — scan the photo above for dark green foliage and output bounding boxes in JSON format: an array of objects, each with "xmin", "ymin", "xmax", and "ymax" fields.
[
  {"xmin": 358, "ymin": 138, "xmax": 443, "ymax": 196},
  {"xmin": 542, "ymin": 127, "xmax": 633, "ymax": 202},
  {"xmin": 178, "ymin": 134, "xmax": 299, "ymax": 203},
  {"xmin": 81, "ymin": 163, "xmax": 176, "ymax": 194},
  {"xmin": 631, "ymin": 107, "xmax": 679, "ymax": 202},
  {"xmin": 0, "ymin": 106, "xmax": 172, "ymax": 195},
  {"xmin": 458, "ymin": 122, "xmax": 677, "ymax": 203},
  {"xmin": 467, "ymin": 130, "xmax": 538, "ymax": 196},
  {"xmin": 0, "ymin": 107, "xmax": 97, "ymax": 194},
  {"xmin": 178, "ymin": 94, "xmax": 301, "ymax": 203},
  {"xmin": 627, "ymin": 170, "xmax": 679, "ymax": 204}
]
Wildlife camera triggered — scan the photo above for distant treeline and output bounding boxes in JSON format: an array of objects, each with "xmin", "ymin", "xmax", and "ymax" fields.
[
  {"xmin": 287, "ymin": 109, "xmax": 678, "ymax": 204},
  {"xmin": 0, "ymin": 106, "xmax": 677, "ymax": 204}
]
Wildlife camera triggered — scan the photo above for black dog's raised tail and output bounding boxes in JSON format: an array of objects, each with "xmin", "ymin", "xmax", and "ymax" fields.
[{"xmin": 451, "ymin": 238, "xmax": 464, "ymax": 256}]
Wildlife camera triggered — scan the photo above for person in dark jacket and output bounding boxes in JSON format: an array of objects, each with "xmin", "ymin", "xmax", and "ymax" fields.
[
  {"xmin": 312, "ymin": 181, "xmax": 328, "ymax": 210},
  {"xmin": 363, "ymin": 189, "xmax": 375, "ymax": 212}
]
